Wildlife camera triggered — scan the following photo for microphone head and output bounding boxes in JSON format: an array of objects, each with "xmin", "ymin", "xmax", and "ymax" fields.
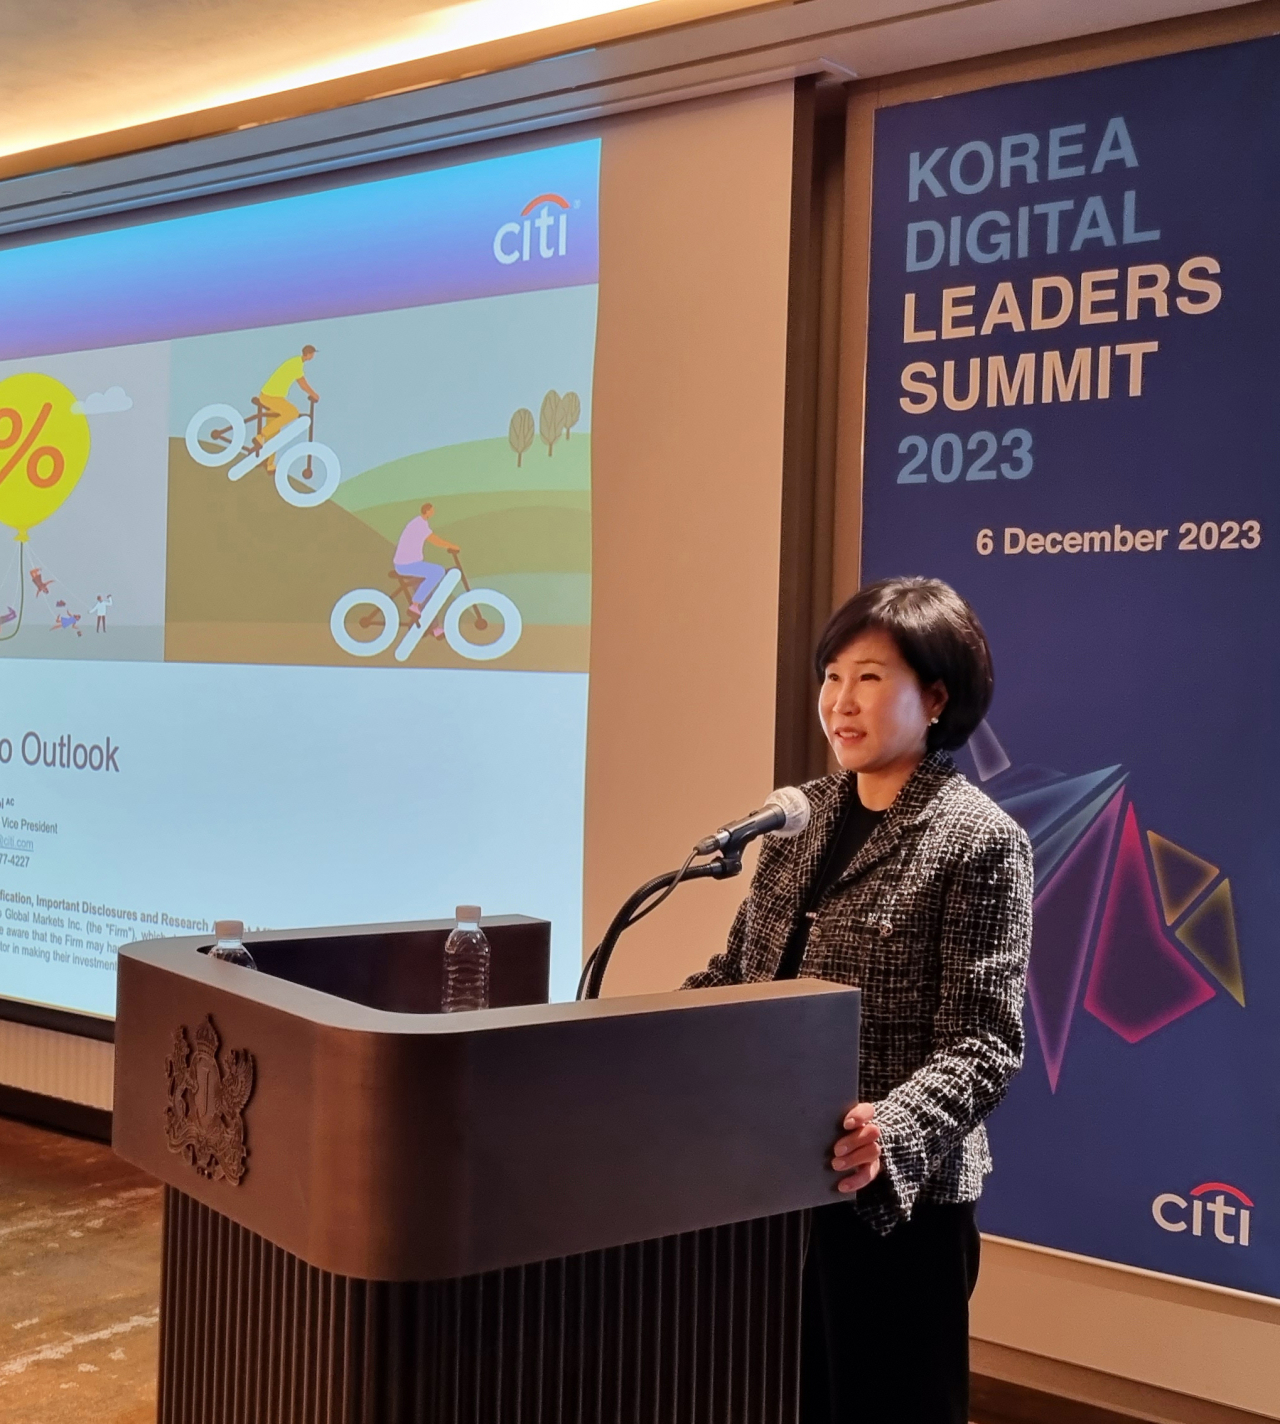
[{"xmin": 763, "ymin": 786, "xmax": 811, "ymax": 837}]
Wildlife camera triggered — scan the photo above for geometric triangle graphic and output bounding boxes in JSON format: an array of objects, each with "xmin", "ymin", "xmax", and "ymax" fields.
[
  {"xmin": 1027, "ymin": 788, "xmax": 1125, "ymax": 1091},
  {"xmin": 1034, "ymin": 778, "xmax": 1129, "ymax": 891},
  {"xmin": 1175, "ymin": 879, "xmax": 1245, "ymax": 1006},
  {"xmin": 1083, "ymin": 803, "xmax": 1215, "ymax": 1043},
  {"xmin": 988, "ymin": 765, "xmax": 1069, "ymax": 799},
  {"xmin": 1147, "ymin": 830, "xmax": 1219, "ymax": 926},
  {"xmin": 969, "ymin": 719, "xmax": 1012, "ymax": 781},
  {"xmin": 1000, "ymin": 766, "xmax": 1123, "ymax": 843}
]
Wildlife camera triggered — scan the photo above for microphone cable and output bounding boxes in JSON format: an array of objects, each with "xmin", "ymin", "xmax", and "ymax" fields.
[
  {"xmin": 623, "ymin": 844, "xmax": 701, "ymax": 929},
  {"xmin": 575, "ymin": 843, "xmax": 702, "ymax": 1000}
]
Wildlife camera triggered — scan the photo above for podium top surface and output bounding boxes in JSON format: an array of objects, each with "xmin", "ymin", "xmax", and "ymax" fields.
[{"xmin": 113, "ymin": 919, "xmax": 860, "ymax": 1281}]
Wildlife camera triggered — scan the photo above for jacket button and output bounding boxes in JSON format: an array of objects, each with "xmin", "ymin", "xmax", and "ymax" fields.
[{"xmin": 879, "ymin": 920, "xmax": 893, "ymax": 937}]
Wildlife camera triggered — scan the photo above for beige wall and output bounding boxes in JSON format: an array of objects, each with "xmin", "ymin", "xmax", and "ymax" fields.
[
  {"xmin": 835, "ymin": 4, "xmax": 1280, "ymax": 1414},
  {"xmin": 585, "ymin": 83, "xmax": 795, "ymax": 996},
  {"xmin": 974, "ymin": 1237, "xmax": 1280, "ymax": 1419},
  {"xmin": 0, "ymin": 1019, "xmax": 113, "ymax": 1110}
]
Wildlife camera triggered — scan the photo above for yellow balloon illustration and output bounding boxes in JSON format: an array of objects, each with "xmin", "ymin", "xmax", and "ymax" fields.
[{"xmin": 0, "ymin": 372, "xmax": 91, "ymax": 541}]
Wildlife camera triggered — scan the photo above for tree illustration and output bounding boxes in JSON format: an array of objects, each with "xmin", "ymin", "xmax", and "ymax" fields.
[
  {"xmin": 561, "ymin": 391, "xmax": 581, "ymax": 441},
  {"xmin": 539, "ymin": 390, "xmax": 564, "ymax": 457},
  {"xmin": 508, "ymin": 407, "xmax": 535, "ymax": 467}
]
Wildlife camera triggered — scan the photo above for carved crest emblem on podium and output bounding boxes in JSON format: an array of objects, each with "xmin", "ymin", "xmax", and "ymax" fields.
[{"xmin": 163, "ymin": 1015, "xmax": 255, "ymax": 1184}]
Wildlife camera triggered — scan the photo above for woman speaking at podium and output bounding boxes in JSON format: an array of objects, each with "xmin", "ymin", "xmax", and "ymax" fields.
[{"xmin": 685, "ymin": 577, "xmax": 1033, "ymax": 1424}]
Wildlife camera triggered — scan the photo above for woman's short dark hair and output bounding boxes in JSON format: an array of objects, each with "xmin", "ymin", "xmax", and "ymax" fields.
[{"xmin": 813, "ymin": 577, "xmax": 993, "ymax": 752}]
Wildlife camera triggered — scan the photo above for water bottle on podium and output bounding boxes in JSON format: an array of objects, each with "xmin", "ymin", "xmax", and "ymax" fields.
[
  {"xmin": 441, "ymin": 905, "xmax": 490, "ymax": 1012},
  {"xmin": 209, "ymin": 919, "xmax": 258, "ymax": 970}
]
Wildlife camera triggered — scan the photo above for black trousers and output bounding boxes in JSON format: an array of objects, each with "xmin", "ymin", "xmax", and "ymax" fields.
[{"xmin": 799, "ymin": 1201, "xmax": 981, "ymax": 1424}]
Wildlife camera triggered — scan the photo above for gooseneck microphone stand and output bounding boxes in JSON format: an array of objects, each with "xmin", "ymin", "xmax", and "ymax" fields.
[{"xmin": 578, "ymin": 849, "xmax": 745, "ymax": 1000}]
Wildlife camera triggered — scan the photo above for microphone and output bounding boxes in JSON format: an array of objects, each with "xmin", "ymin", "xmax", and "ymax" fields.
[
  {"xmin": 694, "ymin": 787, "xmax": 811, "ymax": 856},
  {"xmin": 580, "ymin": 788, "xmax": 811, "ymax": 999}
]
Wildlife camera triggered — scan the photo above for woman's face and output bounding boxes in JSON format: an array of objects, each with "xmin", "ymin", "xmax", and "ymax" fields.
[{"xmin": 819, "ymin": 628, "xmax": 947, "ymax": 775}]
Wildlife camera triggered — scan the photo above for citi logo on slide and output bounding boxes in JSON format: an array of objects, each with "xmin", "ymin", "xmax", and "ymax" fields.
[
  {"xmin": 493, "ymin": 193, "xmax": 572, "ymax": 265},
  {"xmin": 1152, "ymin": 1183, "xmax": 1253, "ymax": 1247}
]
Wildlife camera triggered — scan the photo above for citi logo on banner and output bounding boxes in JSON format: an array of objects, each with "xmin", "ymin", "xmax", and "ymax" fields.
[
  {"xmin": 493, "ymin": 194, "xmax": 572, "ymax": 265},
  {"xmin": 1152, "ymin": 1182, "xmax": 1253, "ymax": 1247}
]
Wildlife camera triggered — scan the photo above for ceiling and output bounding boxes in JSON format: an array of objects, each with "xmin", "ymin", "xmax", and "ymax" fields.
[
  {"xmin": 0, "ymin": 0, "xmax": 766, "ymax": 162},
  {"xmin": 0, "ymin": 0, "xmax": 1254, "ymax": 181}
]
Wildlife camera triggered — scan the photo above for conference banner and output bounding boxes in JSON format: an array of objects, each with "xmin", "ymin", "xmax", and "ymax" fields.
[{"xmin": 861, "ymin": 38, "xmax": 1279, "ymax": 1297}]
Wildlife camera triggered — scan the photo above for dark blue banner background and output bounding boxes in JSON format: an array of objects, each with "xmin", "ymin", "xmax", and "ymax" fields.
[{"xmin": 862, "ymin": 36, "xmax": 1280, "ymax": 1297}]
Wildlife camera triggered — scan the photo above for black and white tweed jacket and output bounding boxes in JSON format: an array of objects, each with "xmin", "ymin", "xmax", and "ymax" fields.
[{"xmin": 685, "ymin": 751, "xmax": 1033, "ymax": 1233}]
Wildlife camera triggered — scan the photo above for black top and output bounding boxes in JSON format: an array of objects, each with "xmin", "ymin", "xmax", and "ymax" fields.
[{"xmin": 774, "ymin": 785, "xmax": 884, "ymax": 980}]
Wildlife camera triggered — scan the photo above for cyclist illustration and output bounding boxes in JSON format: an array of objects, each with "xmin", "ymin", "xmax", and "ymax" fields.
[
  {"xmin": 184, "ymin": 341, "xmax": 340, "ymax": 507},
  {"xmin": 394, "ymin": 502, "xmax": 460, "ymax": 631},
  {"xmin": 255, "ymin": 345, "xmax": 320, "ymax": 474},
  {"xmin": 331, "ymin": 500, "xmax": 522, "ymax": 664}
]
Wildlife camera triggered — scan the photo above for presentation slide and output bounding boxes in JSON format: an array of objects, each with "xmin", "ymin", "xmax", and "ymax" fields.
[{"xmin": 0, "ymin": 139, "xmax": 600, "ymax": 1015}]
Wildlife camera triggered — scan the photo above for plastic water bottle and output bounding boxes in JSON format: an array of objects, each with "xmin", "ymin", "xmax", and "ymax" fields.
[
  {"xmin": 209, "ymin": 919, "xmax": 258, "ymax": 970},
  {"xmin": 441, "ymin": 905, "xmax": 490, "ymax": 1012}
]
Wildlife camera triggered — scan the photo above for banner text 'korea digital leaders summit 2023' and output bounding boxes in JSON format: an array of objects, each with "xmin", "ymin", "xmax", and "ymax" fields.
[
  {"xmin": 0, "ymin": 140, "xmax": 601, "ymax": 1013},
  {"xmin": 862, "ymin": 37, "xmax": 1280, "ymax": 1297}
]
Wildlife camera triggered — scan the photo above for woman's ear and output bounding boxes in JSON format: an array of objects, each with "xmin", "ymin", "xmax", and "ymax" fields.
[{"xmin": 926, "ymin": 681, "xmax": 949, "ymax": 723}]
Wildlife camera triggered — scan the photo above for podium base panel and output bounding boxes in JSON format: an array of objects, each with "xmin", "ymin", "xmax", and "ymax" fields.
[{"xmin": 159, "ymin": 1188, "xmax": 806, "ymax": 1424}]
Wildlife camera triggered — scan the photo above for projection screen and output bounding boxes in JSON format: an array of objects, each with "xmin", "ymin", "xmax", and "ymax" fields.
[{"xmin": 0, "ymin": 82, "xmax": 796, "ymax": 1026}]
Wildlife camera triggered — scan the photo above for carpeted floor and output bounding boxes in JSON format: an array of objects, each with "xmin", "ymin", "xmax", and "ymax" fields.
[{"xmin": 0, "ymin": 1115, "xmax": 162, "ymax": 1424}]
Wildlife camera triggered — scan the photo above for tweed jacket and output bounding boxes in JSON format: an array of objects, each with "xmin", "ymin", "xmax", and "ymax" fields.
[{"xmin": 684, "ymin": 751, "xmax": 1033, "ymax": 1233}]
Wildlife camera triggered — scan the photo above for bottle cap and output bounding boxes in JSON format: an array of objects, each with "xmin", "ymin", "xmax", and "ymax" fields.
[
  {"xmin": 214, "ymin": 919, "xmax": 244, "ymax": 940},
  {"xmin": 456, "ymin": 905, "xmax": 482, "ymax": 923}
]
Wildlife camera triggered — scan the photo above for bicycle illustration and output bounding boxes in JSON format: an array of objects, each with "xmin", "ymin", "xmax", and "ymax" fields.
[
  {"xmin": 330, "ymin": 553, "xmax": 522, "ymax": 664},
  {"xmin": 184, "ymin": 395, "xmax": 341, "ymax": 508}
]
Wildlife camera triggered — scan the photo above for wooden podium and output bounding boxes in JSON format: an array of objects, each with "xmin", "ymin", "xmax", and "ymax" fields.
[{"xmin": 112, "ymin": 918, "xmax": 860, "ymax": 1423}]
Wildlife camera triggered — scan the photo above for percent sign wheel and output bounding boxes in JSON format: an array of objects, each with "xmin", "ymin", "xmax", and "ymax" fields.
[
  {"xmin": 442, "ymin": 589, "xmax": 522, "ymax": 661},
  {"xmin": 185, "ymin": 405, "xmax": 245, "ymax": 466},
  {"xmin": 274, "ymin": 441, "xmax": 341, "ymax": 508},
  {"xmin": 330, "ymin": 590, "xmax": 399, "ymax": 657}
]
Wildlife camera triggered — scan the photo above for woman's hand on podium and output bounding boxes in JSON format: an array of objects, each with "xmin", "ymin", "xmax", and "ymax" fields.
[{"xmin": 831, "ymin": 1103, "xmax": 882, "ymax": 1194}]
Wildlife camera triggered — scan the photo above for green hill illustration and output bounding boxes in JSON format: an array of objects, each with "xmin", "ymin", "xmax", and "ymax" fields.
[
  {"xmin": 164, "ymin": 436, "xmax": 590, "ymax": 672},
  {"xmin": 335, "ymin": 434, "xmax": 590, "ymax": 507},
  {"xmin": 334, "ymin": 434, "xmax": 591, "ymax": 629}
]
